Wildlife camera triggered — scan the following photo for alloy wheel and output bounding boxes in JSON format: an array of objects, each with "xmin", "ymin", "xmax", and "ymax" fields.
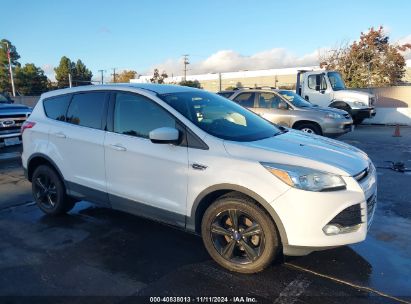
[
  {"xmin": 210, "ymin": 209, "xmax": 265, "ymax": 265},
  {"xmin": 33, "ymin": 174, "xmax": 58, "ymax": 209}
]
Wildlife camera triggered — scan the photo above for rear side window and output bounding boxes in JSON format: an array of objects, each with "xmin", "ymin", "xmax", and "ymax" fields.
[
  {"xmin": 233, "ymin": 92, "xmax": 255, "ymax": 107},
  {"xmin": 43, "ymin": 95, "xmax": 72, "ymax": 121},
  {"xmin": 114, "ymin": 92, "xmax": 175, "ymax": 138},
  {"xmin": 66, "ymin": 92, "xmax": 106, "ymax": 129}
]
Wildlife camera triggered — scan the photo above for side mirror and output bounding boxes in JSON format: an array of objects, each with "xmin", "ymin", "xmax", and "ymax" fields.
[
  {"xmin": 149, "ymin": 127, "xmax": 180, "ymax": 144},
  {"xmin": 278, "ymin": 102, "xmax": 288, "ymax": 110}
]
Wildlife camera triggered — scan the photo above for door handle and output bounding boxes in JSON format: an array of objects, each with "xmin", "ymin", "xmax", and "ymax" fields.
[
  {"xmin": 109, "ymin": 144, "xmax": 127, "ymax": 151},
  {"xmin": 54, "ymin": 132, "xmax": 66, "ymax": 138}
]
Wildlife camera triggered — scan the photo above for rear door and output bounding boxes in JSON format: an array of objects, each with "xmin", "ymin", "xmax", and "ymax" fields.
[
  {"xmin": 232, "ymin": 92, "xmax": 257, "ymax": 109},
  {"xmin": 252, "ymin": 92, "xmax": 292, "ymax": 127},
  {"xmin": 47, "ymin": 91, "xmax": 109, "ymax": 205}
]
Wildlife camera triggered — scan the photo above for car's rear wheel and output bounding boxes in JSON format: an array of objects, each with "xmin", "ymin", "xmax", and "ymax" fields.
[
  {"xmin": 201, "ymin": 193, "xmax": 280, "ymax": 273},
  {"xmin": 32, "ymin": 165, "xmax": 75, "ymax": 215},
  {"xmin": 295, "ymin": 123, "xmax": 322, "ymax": 135}
]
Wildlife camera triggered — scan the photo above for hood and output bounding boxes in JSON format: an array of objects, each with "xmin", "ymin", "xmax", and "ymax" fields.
[
  {"xmin": 0, "ymin": 103, "xmax": 32, "ymax": 111},
  {"xmin": 224, "ymin": 130, "xmax": 369, "ymax": 176},
  {"xmin": 333, "ymin": 90, "xmax": 373, "ymax": 105}
]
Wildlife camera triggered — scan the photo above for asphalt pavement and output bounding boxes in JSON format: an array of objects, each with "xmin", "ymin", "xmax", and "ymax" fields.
[{"xmin": 0, "ymin": 126, "xmax": 410, "ymax": 303}]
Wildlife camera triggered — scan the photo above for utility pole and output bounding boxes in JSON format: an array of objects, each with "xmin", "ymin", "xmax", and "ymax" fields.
[
  {"xmin": 5, "ymin": 42, "xmax": 16, "ymax": 97},
  {"xmin": 68, "ymin": 73, "xmax": 72, "ymax": 88},
  {"xmin": 218, "ymin": 73, "xmax": 222, "ymax": 92},
  {"xmin": 98, "ymin": 70, "xmax": 106, "ymax": 84},
  {"xmin": 111, "ymin": 68, "xmax": 117, "ymax": 83},
  {"xmin": 182, "ymin": 54, "xmax": 189, "ymax": 81}
]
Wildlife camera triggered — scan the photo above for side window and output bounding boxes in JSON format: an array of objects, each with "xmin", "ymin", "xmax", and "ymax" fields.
[
  {"xmin": 233, "ymin": 92, "xmax": 255, "ymax": 108},
  {"xmin": 43, "ymin": 94, "xmax": 72, "ymax": 121},
  {"xmin": 66, "ymin": 92, "xmax": 106, "ymax": 129},
  {"xmin": 308, "ymin": 75, "xmax": 317, "ymax": 90},
  {"xmin": 114, "ymin": 93, "xmax": 176, "ymax": 139},
  {"xmin": 258, "ymin": 93, "xmax": 282, "ymax": 109},
  {"xmin": 308, "ymin": 74, "xmax": 327, "ymax": 91}
]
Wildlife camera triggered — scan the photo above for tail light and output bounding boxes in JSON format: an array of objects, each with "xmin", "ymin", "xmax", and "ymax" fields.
[{"xmin": 21, "ymin": 121, "xmax": 36, "ymax": 134}]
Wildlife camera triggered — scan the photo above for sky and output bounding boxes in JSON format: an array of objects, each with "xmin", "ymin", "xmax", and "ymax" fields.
[{"xmin": 1, "ymin": 0, "xmax": 411, "ymax": 81}]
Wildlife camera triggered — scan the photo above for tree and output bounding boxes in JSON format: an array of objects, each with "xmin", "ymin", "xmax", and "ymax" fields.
[
  {"xmin": 54, "ymin": 56, "xmax": 92, "ymax": 88},
  {"xmin": 150, "ymin": 68, "xmax": 168, "ymax": 84},
  {"xmin": 14, "ymin": 63, "xmax": 48, "ymax": 95},
  {"xmin": 113, "ymin": 70, "xmax": 137, "ymax": 83},
  {"xmin": 73, "ymin": 59, "xmax": 92, "ymax": 86},
  {"xmin": 320, "ymin": 26, "xmax": 411, "ymax": 87},
  {"xmin": 54, "ymin": 56, "xmax": 74, "ymax": 88},
  {"xmin": 0, "ymin": 39, "xmax": 20, "ymax": 93},
  {"xmin": 179, "ymin": 80, "xmax": 202, "ymax": 88}
]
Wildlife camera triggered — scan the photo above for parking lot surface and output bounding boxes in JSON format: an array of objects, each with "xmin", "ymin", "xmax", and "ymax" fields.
[{"xmin": 0, "ymin": 126, "xmax": 410, "ymax": 303}]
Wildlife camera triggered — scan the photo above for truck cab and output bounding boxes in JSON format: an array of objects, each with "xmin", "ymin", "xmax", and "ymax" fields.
[{"xmin": 296, "ymin": 70, "xmax": 376, "ymax": 124}]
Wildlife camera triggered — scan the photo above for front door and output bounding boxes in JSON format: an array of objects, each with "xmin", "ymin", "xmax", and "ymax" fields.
[
  {"xmin": 303, "ymin": 73, "xmax": 332, "ymax": 107},
  {"xmin": 104, "ymin": 92, "xmax": 188, "ymax": 227},
  {"xmin": 252, "ymin": 92, "xmax": 292, "ymax": 127}
]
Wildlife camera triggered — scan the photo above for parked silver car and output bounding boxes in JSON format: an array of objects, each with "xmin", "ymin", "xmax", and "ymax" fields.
[{"xmin": 223, "ymin": 88, "xmax": 353, "ymax": 137}]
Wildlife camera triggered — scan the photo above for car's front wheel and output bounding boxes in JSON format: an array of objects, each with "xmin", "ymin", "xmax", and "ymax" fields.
[
  {"xmin": 201, "ymin": 193, "xmax": 280, "ymax": 273},
  {"xmin": 295, "ymin": 122, "xmax": 322, "ymax": 135},
  {"xmin": 32, "ymin": 165, "xmax": 75, "ymax": 215}
]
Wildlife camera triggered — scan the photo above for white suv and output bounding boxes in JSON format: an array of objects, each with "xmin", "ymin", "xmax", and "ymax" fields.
[{"xmin": 22, "ymin": 84, "xmax": 377, "ymax": 273}]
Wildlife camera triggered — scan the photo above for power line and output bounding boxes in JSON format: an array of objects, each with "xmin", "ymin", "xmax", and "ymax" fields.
[
  {"xmin": 182, "ymin": 54, "xmax": 189, "ymax": 81},
  {"xmin": 111, "ymin": 68, "xmax": 117, "ymax": 83},
  {"xmin": 98, "ymin": 70, "xmax": 106, "ymax": 84}
]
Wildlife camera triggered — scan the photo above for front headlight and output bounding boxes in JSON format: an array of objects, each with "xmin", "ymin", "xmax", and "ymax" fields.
[
  {"xmin": 261, "ymin": 163, "xmax": 346, "ymax": 192},
  {"xmin": 325, "ymin": 112, "xmax": 342, "ymax": 119},
  {"xmin": 354, "ymin": 101, "xmax": 366, "ymax": 107}
]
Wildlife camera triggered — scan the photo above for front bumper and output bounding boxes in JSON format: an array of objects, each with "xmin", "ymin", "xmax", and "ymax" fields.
[
  {"xmin": 272, "ymin": 164, "xmax": 377, "ymax": 256},
  {"xmin": 322, "ymin": 119, "xmax": 354, "ymax": 138},
  {"xmin": 351, "ymin": 107, "xmax": 376, "ymax": 119}
]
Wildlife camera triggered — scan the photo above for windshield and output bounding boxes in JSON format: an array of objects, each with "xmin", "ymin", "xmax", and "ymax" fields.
[
  {"xmin": 0, "ymin": 94, "xmax": 9, "ymax": 103},
  {"xmin": 327, "ymin": 72, "xmax": 346, "ymax": 91},
  {"xmin": 159, "ymin": 91, "xmax": 281, "ymax": 142},
  {"xmin": 278, "ymin": 90, "xmax": 313, "ymax": 108}
]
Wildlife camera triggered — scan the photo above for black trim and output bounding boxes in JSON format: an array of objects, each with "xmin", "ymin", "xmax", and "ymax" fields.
[
  {"xmin": 66, "ymin": 181, "xmax": 110, "ymax": 207},
  {"xmin": 187, "ymin": 183, "xmax": 288, "ymax": 244},
  {"xmin": 27, "ymin": 153, "xmax": 69, "ymax": 189},
  {"xmin": 351, "ymin": 107, "xmax": 376, "ymax": 119},
  {"xmin": 109, "ymin": 193, "xmax": 186, "ymax": 228},
  {"xmin": 328, "ymin": 204, "xmax": 362, "ymax": 227}
]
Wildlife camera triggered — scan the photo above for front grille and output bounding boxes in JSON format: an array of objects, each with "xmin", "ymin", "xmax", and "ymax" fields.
[
  {"xmin": 0, "ymin": 113, "xmax": 28, "ymax": 119},
  {"xmin": 328, "ymin": 204, "xmax": 362, "ymax": 227}
]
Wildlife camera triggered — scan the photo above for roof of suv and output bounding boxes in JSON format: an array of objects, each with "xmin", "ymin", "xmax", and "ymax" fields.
[{"xmin": 41, "ymin": 83, "xmax": 198, "ymax": 99}]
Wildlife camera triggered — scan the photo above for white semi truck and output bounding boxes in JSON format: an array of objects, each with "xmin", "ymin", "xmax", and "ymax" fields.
[{"xmin": 296, "ymin": 70, "xmax": 376, "ymax": 124}]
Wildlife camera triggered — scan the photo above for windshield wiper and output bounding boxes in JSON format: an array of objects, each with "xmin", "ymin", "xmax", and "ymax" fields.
[{"xmin": 273, "ymin": 126, "xmax": 288, "ymax": 136}]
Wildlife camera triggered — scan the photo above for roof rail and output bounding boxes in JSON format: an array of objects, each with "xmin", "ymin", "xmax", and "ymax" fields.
[
  {"xmin": 255, "ymin": 86, "xmax": 277, "ymax": 90},
  {"xmin": 233, "ymin": 87, "xmax": 253, "ymax": 90}
]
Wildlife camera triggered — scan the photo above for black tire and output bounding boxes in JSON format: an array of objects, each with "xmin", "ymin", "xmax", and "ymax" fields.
[
  {"xmin": 353, "ymin": 118, "xmax": 364, "ymax": 125},
  {"xmin": 294, "ymin": 122, "xmax": 322, "ymax": 135},
  {"xmin": 201, "ymin": 193, "xmax": 280, "ymax": 273},
  {"xmin": 32, "ymin": 165, "xmax": 75, "ymax": 215}
]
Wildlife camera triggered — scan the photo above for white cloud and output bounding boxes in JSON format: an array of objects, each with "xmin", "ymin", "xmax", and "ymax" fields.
[
  {"xmin": 42, "ymin": 64, "xmax": 56, "ymax": 81},
  {"xmin": 147, "ymin": 47, "xmax": 323, "ymax": 76},
  {"xmin": 397, "ymin": 34, "xmax": 411, "ymax": 60}
]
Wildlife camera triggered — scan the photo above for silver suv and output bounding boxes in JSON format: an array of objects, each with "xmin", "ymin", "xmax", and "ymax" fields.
[{"xmin": 220, "ymin": 88, "xmax": 353, "ymax": 137}]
